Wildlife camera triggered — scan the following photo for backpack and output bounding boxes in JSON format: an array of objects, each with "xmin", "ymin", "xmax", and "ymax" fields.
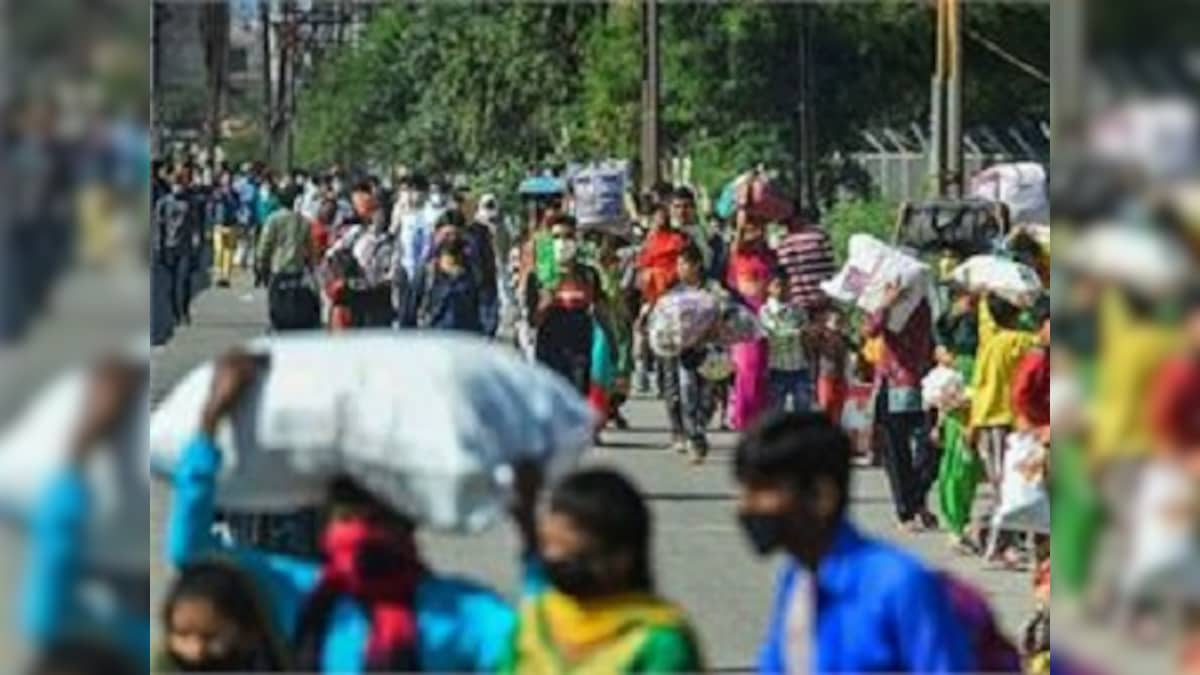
[{"xmin": 895, "ymin": 199, "xmax": 1009, "ymax": 256}]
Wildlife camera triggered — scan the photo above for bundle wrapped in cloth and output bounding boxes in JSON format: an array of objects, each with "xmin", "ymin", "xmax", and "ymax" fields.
[
  {"xmin": 150, "ymin": 332, "xmax": 594, "ymax": 532},
  {"xmin": 0, "ymin": 347, "xmax": 149, "ymax": 572},
  {"xmin": 820, "ymin": 234, "xmax": 935, "ymax": 331},
  {"xmin": 921, "ymin": 365, "xmax": 968, "ymax": 411},
  {"xmin": 950, "ymin": 255, "xmax": 1043, "ymax": 307},
  {"xmin": 647, "ymin": 289, "xmax": 721, "ymax": 357},
  {"xmin": 714, "ymin": 170, "xmax": 795, "ymax": 224}
]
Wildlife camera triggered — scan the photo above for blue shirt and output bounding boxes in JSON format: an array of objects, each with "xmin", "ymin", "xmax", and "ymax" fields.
[
  {"xmin": 167, "ymin": 433, "xmax": 516, "ymax": 673},
  {"xmin": 20, "ymin": 471, "xmax": 150, "ymax": 671},
  {"xmin": 758, "ymin": 522, "xmax": 973, "ymax": 674}
]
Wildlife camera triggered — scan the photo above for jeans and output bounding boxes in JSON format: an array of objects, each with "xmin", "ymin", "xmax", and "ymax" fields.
[
  {"xmin": 768, "ymin": 369, "xmax": 813, "ymax": 414},
  {"xmin": 876, "ymin": 382, "xmax": 938, "ymax": 522},
  {"xmin": 159, "ymin": 248, "xmax": 194, "ymax": 324},
  {"xmin": 660, "ymin": 354, "xmax": 711, "ymax": 444}
]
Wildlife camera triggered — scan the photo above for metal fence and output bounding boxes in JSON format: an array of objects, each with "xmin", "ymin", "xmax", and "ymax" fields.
[{"xmin": 850, "ymin": 123, "xmax": 1049, "ymax": 202}]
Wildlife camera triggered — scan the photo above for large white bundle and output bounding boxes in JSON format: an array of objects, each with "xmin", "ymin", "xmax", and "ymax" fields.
[
  {"xmin": 1067, "ymin": 224, "xmax": 1193, "ymax": 295},
  {"xmin": 1089, "ymin": 99, "xmax": 1199, "ymax": 182},
  {"xmin": 968, "ymin": 162, "xmax": 1048, "ymax": 224},
  {"xmin": 951, "ymin": 255, "xmax": 1043, "ymax": 307},
  {"xmin": 150, "ymin": 332, "xmax": 594, "ymax": 532},
  {"xmin": 991, "ymin": 432, "xmax": 1049, "ymax": 534},
  {"xmin": 820, "ymin": 234, "xmax": 934, "ymax": 331},
  {"xmin": 0, "ymin": 364, "xmax": 149, "ymax": 572}
]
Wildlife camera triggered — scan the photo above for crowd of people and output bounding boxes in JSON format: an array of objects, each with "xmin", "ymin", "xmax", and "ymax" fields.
[{"xmin": 81, "ymin": 158, "xmax": 1062, "ymax": 674}]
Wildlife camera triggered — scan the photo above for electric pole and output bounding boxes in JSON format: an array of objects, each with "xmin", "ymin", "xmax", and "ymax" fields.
[
  {"xmin": 640, "ymin": 0, "xmax": 660, "ymax": 192},
  {"xmin": 928, "ymin": 0, "xmax": 947, "ymax": 198},
  {"xmin": 1051, "ymin": 0, "xmax": 1085, "ymax": 170},
  {"xmin": 945, "ymin": 0, "xmax": 964, "ymax": 197},
  {"xmin": 795, "ymin": 4, "xmax": 816, "ymax": 216}
]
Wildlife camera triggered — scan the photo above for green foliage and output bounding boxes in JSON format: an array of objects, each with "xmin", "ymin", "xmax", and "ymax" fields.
[
  {"xmin": 824, "ymin": 198, "xmax": 897, "ymax": 264},
  {"xmin": 294, "ymin": 3, "xmax": 1048, "ymax": 202}
]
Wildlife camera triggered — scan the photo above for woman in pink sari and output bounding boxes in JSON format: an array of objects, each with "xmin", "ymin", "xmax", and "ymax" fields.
[{"xmin": 725, "ymin": 209, "xmax": 777, "ymax": 430}]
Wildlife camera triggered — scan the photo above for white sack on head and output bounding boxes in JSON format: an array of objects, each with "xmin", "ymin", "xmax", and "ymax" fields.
[
  {"xmin": 0, "ymin": 364, "xmax": 149, "ymax": 572},
  {"xmin": 1067, "ymin": 224, "xmax": 1193, "ymax": 295},
  {"xmin": 820, "ymin": 234, "xmax": 936, "ymax": 331},
  {"xmin": 150, "ymin": 332, "xmax": 594, "ymax": 532},
  {"xmin": 951, "ymin": 255, "xmax": 1043, "ymax": 307},
  {"xmin": 969, "ymin": 162, "xmax": 1048, "ymax": 225}
]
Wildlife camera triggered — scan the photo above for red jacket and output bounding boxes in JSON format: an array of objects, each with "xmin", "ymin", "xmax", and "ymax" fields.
[
  {"xmin": 637, "ymin": 229, "xmax": 688, "ymax": 304},
  {"xmin": 1149, "ymin": 356, "xmax": 1200, "ymax": 455},
  {"xmin": 1011, "ymin": 346, "xmax": 1050, "ymax": 428}
]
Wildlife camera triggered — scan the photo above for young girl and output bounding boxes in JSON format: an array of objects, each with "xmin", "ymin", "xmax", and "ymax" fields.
[
  {"xmin": 725, "ymin": 209, "xmax": 777, "ymax": 431},
  {"xmin": 155, "ymin": 560, "xmax": 288, "ymax": 672}
]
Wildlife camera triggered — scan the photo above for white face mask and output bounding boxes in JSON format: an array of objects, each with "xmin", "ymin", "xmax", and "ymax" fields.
[
  {"xmin": 553, "ymin": 239, "xmax": 578, "ymax": 263},
  {"xmin": 429, "ymin": 191, "xmax": 447, "ymax": 208}
]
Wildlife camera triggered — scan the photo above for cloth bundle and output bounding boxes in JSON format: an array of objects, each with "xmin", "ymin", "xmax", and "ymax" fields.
[
  {"xmin": 950, "ymin": 255, "xmax": 1043, "ymax": 307},
  {"xmin": 647, "ymin": 289, "xmax": 721, "ymax": 358},
  {"xmin": 150, "ymin": 332, "xmax": 594, "ymax": 532}
]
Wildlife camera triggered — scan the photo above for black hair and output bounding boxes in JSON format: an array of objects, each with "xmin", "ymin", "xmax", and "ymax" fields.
[
  {"xmin": 29, "ymin": 637, "xmax": 138, "ymax": 675},
  {"xmin": 409, "ymin": 174, "xmax": 429, "ymax": 192},
  {"xmin": 986, "ymin": 294, "xmax": 1022, "ymax": 330},
  {"xmin": 671, "ymin": 186, "xmax": 696, "ymax": 203},
  {"xmin": 548, "ymin": 468, "xmax": 654, "ymax": 592},
  {"xmin": 434, "ymin": 208, "xmax": 466, "ymax": 230},
  {"xmin": 1031, "ymin": 295, "xmax": 1051, "ymax": 327},
  {"xmin": 437, "ymin": 237, "xmax": 468, "ymax": 261},
  {"xmin": 678, "ymin": 243, "xmax": 705, "ymax": 268},
  {"xmin": 733, "ymin": 412, "xmax": 853, "ymax": 517},
  {"xmin": 651, "ymin": 181, "xmax": 674, "ymax": 202},
  {"xmin": 328, "ymin": 474, "xmax": 380, "ymax": 510},
  {"xmin": 351, "ymin": 179, "xmax": 374, "ymax": 195}
]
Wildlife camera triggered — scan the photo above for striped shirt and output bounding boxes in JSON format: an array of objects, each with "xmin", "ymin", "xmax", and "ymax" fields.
[{"xmin": 776, "ymin": 228, "xmax": 837, "ymax": 310}]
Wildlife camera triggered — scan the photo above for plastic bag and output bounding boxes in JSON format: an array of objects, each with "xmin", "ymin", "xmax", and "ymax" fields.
[
  {"xmin": 1122, "ymin": 461, "xmax": 1200, "ymax": 601},
  {"xmin": 820, "ymin": 234, "xmax": 935, "ymax": 331},
  {"xmin": 570, "ymin": 161, "xmax": 628, "ymax": 227},
  {"xmin": 713, "ymin": 302, "xmax": 763, "ymax": 346},
  {"xmin": 1067, "ymin": 223, "xmax": 1193, "ymax": 295},
  {"xmin": 647, "ymin": 289, "xmax": 720, "ymax": 358},
  {"xmin": 968, "ymin": 162, "xmax": 1048, "ymax": 225},
  {"xmin": 696, "ymin": 344, "xmax": 734, "ymax": 382},
  {"xmin": 951, "ymin": 255, "xmax": 1043, "ymax": 307},
  {"xmin": 921, "ymin": 365, "xmax": 967, "ymax": 411},
  {"xmin": 992, "ymin": 431, "xmax": 1049, "ymax": 533},
  {"xmin": 0, "ymin": 358, "xmax": 150, "ymax": 572},
  {"xmin": 150, "ymin": 332, "xmax": 595, "ymax": 532}
]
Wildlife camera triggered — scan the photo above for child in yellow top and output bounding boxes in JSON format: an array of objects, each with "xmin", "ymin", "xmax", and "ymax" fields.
[{"xmin": 969, "ymin": 295, "xmax": 1039, "ymax": 490}]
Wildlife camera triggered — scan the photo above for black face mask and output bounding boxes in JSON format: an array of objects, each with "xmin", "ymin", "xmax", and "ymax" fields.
[
  {"xmin": 355, "ymin": 542, "xmax": 400, "ymax": 580},
  {"xmin": 175, "ymin": 650, "xmax": 256, "ymax": 673},
  {"xmin": 543, "ymin": 556, "xmax": 605, "ymax": 599},
  {"xmin": 739, "ymin": 512, "xmax": 788, "ymax": 556}
]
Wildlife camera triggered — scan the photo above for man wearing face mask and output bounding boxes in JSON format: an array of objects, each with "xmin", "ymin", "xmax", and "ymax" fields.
[
  {"xmin": 165, "ymin": 350, "xmax": 522, "ymax": 672},
  {"xmin": 525, "ymin": 216, "xmax": 599, "ymax": 395},
  {"xmin": 734, "ymin": 413, "xmax": 974, "ymax": 673},
  {"xmin": 398, "ymin": 176, "xmax": 447, "ymax": 282},
  {"xmin": 502, "ymin": 467, "xmax": 705, "ymax": 673}
]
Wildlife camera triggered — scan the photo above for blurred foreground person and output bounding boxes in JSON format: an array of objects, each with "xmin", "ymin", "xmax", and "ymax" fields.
[
  {"xmin": 734, "ymin": 413, "xmax": 973, "ymax": 673},
  {"xmin": 20, "ymin": 358, "xmax": 149, "ymax": 670},
  {"xmin": 28, "ymin": 636, "xmax": 139, "ymax": 675},
  {"xmin": 165, "ymin": 351, "xmax": 516, "ymax": 672},
  {"xmin": 502, "ymin": 468, "xmax": 704, "ymax": 673}
]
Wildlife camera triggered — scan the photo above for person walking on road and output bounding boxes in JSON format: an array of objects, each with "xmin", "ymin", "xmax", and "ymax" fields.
[
  {"xmin": 402, "ymin": 237, "xmax": 486, "ymax": 334},
  {"xmin": 257, "ymin": 199, "xmax": 319, "ymax": 332},
  {"xmin": 863, "ymin": 281, "xmax": 938, "ymax": 533},
  {"xmin": 208, "ymin": 170, "xmax": 239, "ymax": 288},
  {"xmin": 734, "ymin": 412, "xmax": 974, "ymax": 673},
  {"xmin": 153, "ymin": 167, "xmax": 201, "ymax": 327},
  {"xmin": 526, "ymin": 216, "xmax": 599, "ymax": 396}
]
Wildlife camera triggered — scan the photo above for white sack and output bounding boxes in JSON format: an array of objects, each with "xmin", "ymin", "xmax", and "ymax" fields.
[
  {"xmin": 951, "ymin": 255, "xmax": 1043, "ymax": 307},
  {"xmin": 1122, "ymin": 461, "xmax": 1200, "ymax": 601},
  {"xmin": 968, "ymin": 162, "xmax": 1048, "ymax": 225},
  {"xmin": 820, "ymin": 234, "xmax": 934, "ymax": 331},
  {"xmin": 921, "ymin": 365, "xmax": 966, "ymax": 411},
  {"xmin": 1067, "ymin": 224, "xmax": 1193, "ymax": 295},
  {"xmin": 150, "ymin": 332, "xmax": 594, "ymax": 532},
  {"xmin": 0, "ymin": 363, "xmax": 149, "ymax": 572}
]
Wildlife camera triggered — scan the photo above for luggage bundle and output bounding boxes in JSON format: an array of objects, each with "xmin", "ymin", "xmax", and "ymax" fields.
[
  {"xmin": 896, "ymin": 199, "xmax": 1007, "ymax": 255},
  {"xmin": 647, "ymin": 289, "xmax": 721, "ymax": 358},
  {"xmin": 821, "ymin": 234, "xmax": 936, "ymax": 331},
  {"xmin": 950, "ymin": 255, "xmax": 1043, "ymax": 308},
  {"xmin": 714, "ymin": 170, "xmax": 795, "ymax": 224},
  {"xmin": 150, "ymin": 332, "xmax": 594, "ymax": 532}
]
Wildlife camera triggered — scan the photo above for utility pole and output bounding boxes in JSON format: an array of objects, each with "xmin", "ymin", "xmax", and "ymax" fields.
[
  {"xmin": 1051, "ymin": 0, "xmax": 1085, "ymax": 171},
  {"xmin": 945, "ymin": 0, "xmax": 964, "ymax": 197},
  {"xmin": 928, "ymin": 0, "xmax": 947, "ymax": 198},
  {"xmin": 795, "ymin": 4, "xmax": 816, "ymax": 216},
  {"xmin": 640, "ymin": 0, "xmax": 660, "ymax": 192},
  {"xmin": 260, "ymin": 0, "xmax": 273, "ymax": 163}
]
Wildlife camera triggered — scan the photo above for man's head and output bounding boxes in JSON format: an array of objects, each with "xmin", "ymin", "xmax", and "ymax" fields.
[
  {"xmin": 350, "ymin": 180, "xmax": 378, "ymax": 220},
  {"xmin": 767, "ymin": 271, "xmax": 788, "ymax": 302},
  {"xmin": 477, "ymin": 193, "xmax": 500, "ymax": 224},
  {"xmin": 670, "ymin": 186, "xmax": 697, "ymax": 228},
  {"xmin": 733, "ymin": 412, "xmax": 852, "ymax": 567},
  {"xmin": 549, "ymin": 216, "xmax": 579, "ymax": 266}
]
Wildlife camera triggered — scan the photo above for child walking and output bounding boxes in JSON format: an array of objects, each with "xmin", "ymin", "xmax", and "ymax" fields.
[{"xmin": 759, "ymin": 273, "xmax": 812, "ymax": 413}]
